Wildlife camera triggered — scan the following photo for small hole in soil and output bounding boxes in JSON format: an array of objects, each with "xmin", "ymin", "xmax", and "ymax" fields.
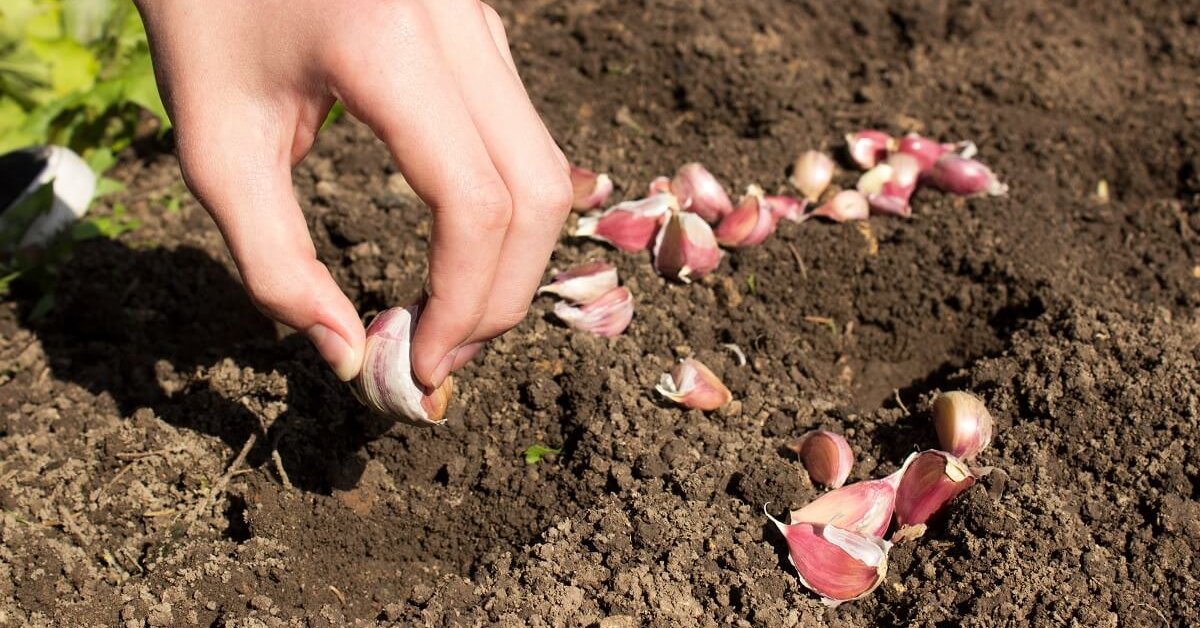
[{"xmin": 223, "ymin": 495, "xmax": 251, "ymax": 543}]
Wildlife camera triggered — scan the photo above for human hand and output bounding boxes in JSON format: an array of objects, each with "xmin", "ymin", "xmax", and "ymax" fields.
[{"xmin": 134, "ymin": 0, "xmax": 572, "ymax": 387}]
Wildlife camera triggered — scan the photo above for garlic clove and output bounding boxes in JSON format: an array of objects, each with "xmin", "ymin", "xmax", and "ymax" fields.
[
  {"xmin": 715, "ymin": 185, "xmax": 778, "ymax": 247},
  {"xmin": 789, "ymin": 430, "xmax": 854, "ymax": 488},
  {"xmin": 788, "ymin": 467, "xmax": 905, "ymax": 538},
  {"xmin": 552, "ymin": 285, "xmax": 633, "ymax": 337},
  {"xmin": 767, "ymin": 514, "xmax": 891, "ymax": 607},
  {"xmin": 810, "ymin": 190, "xmax": 870, "ymax": 223},
  {"xmin": 648, "ymin": 175, "xmax": 673, "ymax": 196},
  {"xmin": 537, "ymin": 261, "xmax": 619, "ymax": 305},
  {"xmin": 354, "ymin": 304, "xmax": 454, "ymax": 427},
  {"xmin": 893, "ymin": 450, "xmax": 976, "ymax": 533},
  {"xmin": 895, "ymin": 133, "xmax": 949, "ymax": 173},
  {"xmin": 765, "ymin": 195, "xmax": 808, "ymax": 222},
  {"xmin": 789, "ymin": 150, "xmax": 836, "ymax": 202},
  {"xmin": 574, "ymin": 193, "xmax": 675, "ymax": 252},
  {"xmin": 652, "ymin": 208, "xmax": 723, "ymax": 282},
  {"xmin": 844, "ymin": 130, "xmax": 895, "ymax": 170},
  {"xmin": 570, "ymin": 165, "xmax": 614, "ymax": 211},
  {"xmin": 860, "ymin": 153, "xmax": 920, "ymax": 217},
  {"xmin": 932, "ymin": 391, "xmax": 994, "ymax": 461},
  {"xmin": 655, "ymin": 357, "xmax": 732, "ymax": 411},
  {"xmin": 671, "ymin": 162, "xmax": 734, "ymax": 223},
  {"xmin": 928, "ymin": 155, "xmax": 1008, "ymax": 197}
]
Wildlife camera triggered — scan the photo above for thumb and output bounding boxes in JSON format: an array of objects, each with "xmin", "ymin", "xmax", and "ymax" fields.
[{"xmin": 177, "ymin": 119, "xmax": 366, "ymax": 381}]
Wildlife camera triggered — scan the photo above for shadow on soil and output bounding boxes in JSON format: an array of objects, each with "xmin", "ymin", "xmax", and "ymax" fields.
[{"xmin": 15, "ymin": 237, "xmax": 379, "ymax": 494}]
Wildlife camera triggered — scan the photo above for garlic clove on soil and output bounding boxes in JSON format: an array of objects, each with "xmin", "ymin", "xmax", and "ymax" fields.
[
  {"xmin": 790, "ymin": 150, "xmax": 836, "ymax": 202},
  {"xmin": 537, "ymin": 261, "xmax": 620, "ymax": 305},
  {"xmin": 788, "ymin": 466, "xmax": 906, "ymax": 538},
  {"xmin": 789, "ymin": 430, "xmax": 854, "ymax": 488},
  {"xmin": 765, "ymin": 195, "xmax": 808, "ymax": 222},
  {"xmin": 767, "ymin": 513, "xmax": 891, "ymax": 607},
  {"xmin": 714, "ymin": 185, "xmax": 778, "ymax": 247},
  {"xmin": 354, "ymin": 304, "xmax": 454, "ymax": 427},
  {"xmin": 652, "ymin": 208, "xmax": 723, "ymax": 282},
  {"xmin": 574, "ymin": 193, "xmax": 675, "ymax": 252},
  {"xmin": 844, "ymin": 129, "xmax": 895, "ymax": 170},
  {"xmin": 893, "ymin": 450, "xmax": 976, "ymax": 535},
  {"xmin": 552, "ymin": 286, "xmax": 634, "ymax": 337},
  {"xmin": 671, "ymin": 162, "xmax": 734, "ymax": 223},
  {"xmin": 928, "ymin": 155, "xmax": 1008, "ymax": 197},
  {"xmin": 809, "ymin": 189, "xmax": 870, "ymax": 223},
  {"xmin": 570, "ymin": 165, "xmax": 614, "ymax": 211},
  {"xmin": 932, "ymin": 391, "xmax": 994, "ymax": 461},
  {"xmin": 895, "ymin": 133, "xmax": 949, "ymax": 173},
  {"xmin": 655, "ymin": 357, "xmax": 732, "ymax": 411},
  {"xmin": 859, "ymin": 153, "xmax": 920, "ymax": 217}
]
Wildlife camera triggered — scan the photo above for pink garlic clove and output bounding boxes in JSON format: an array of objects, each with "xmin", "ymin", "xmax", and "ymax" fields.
[
  {"xmin": 893, "ymin": 450, "xmax": 976, "ymax": 533},
  {"xmin": 671, "ymin": 162, "xmax": 734, "ymax": 223},
  {"xmin": 858, "ymin": 153, "xmax": 920, "ymax": 217},
  {"xmin": 570, "ymin": 165, "xmax": 614, "ymax": 211},
  {"xmin": 844, "ymin": 130, "xmax": 895, "ymax": 170},
  {"xmin": 767, "ymin": 514, "xmax": 891, "ymax": 607},
  {"xmin": 789, "ymin": 430, "xmax": 854, "ymax": 488},
  {"xmin": 714, "ymin": 185, "xmax": 778, "ymax": 247},
  {"xmin": 895, "ymin": 133, "xmax": 949, "ymax": 173},
  {"xmin": 354, "ymin": 304, "xmax": 454, "ymax": 426},
  {"xmin": 574, "ymin": 193, "xmax": 676, "ymax": 252},
  {"xmin": 648, "ymin": 175, "xmax": 673, "ymax": 196},
  {"xmin": 655, "ymin": 357, "xmax": 732, "ymax": 411},
  {"xmin": 790, "ymin": 150, "xmax": 836, "ymax": 202},
  {"xmin": 932, "ymin": 391, "xmax": 994, "ymax": 461},
  {"xmin": 765, "ymin": 195, "xmax": 809, "ymax": 222},
  {"xmin": 928, "ymin": 155, "xmax": 1008, "ymax": 197},
  {"xmin": 788, "ymin": 465, "xmax": 906, "ymax": 538},
  {"xmin": 652, "ymin": 208, "xmax": 723, "ymax": 282},
  {"xmin": 537, "ymin": 261, "xmax": 619, "ymax": 305},
  {"xmin": 552, "ymin": 286, "xmax": 633, "ymax": 337},
  {"xmin": 809, "ymin": 190, "xmax": 870, "ymax": 223}
]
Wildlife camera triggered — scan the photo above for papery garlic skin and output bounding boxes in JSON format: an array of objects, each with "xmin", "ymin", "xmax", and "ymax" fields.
[
  {"xmin": 552, "ymin": 286, "xmax": 634, "ymax": 337},
  {"xmin": 715, "ymin": 185, "xmax": 778, "ymax": 247},
  {"xmin": 354, "ymin": 304, "xmax": 454, "ymax": 427},
  {"xmin": 932, "ymin": 391, "xmax": 994, "ymax": 460},
  {"xmin": 570, "ymin": 165, "xmax": 614, "ymax": 211},
  {"xmin": 789, "ymin": 466, "xmax": 906, "ymax": 538},
  {"xmin": 894, "ymin": 450, "xmax": 976, "ymax": 530},
  {"xmin": 574, "ymin": 193, "xmax": 675, "ymax": 252},
  {"xmin": 791, "ymin": 430, "xmax": 854, "ymax": 488},
  {"xmin": 768, "ymin": 514, "xmax": 891, "ymax": 607},
  {"xmin": 655, "ymin": 357, "xmax": 731, "ymax": 411},
  {"xmin": 929, "ymin": 155, "xmax": 1009, "ymax": 197},
  {"xmin": 766, "ymin": 195, "xmax": 808, "ymax": 222},
  {"xmin": 810, "ymin": 190, "xmax": 869, "ymax": 223},
  {"xmin": 672, "ymin": 163, "xmax": 734, "ymax": 223},
  {"xmin": 790, "ymin": 150, "xmax": 835, "ymax": 202},
  {"xmin": 537, "ymin": 261, "xmax": 619, "ymax": 305},
  {"xmin": 648, "ymin": 175, "xmax": 673, "ymax": 196},
  {"xmin": 652, "ymin": 209, "xmax": 723, "ymax": 282},
  {"xmin": 845, "ymin": 130, "xmax": 894, "ymax": 170}
]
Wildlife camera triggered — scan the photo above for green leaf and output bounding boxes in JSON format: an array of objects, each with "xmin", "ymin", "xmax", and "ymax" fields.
[
  {"xmin": 27, "ymin": 36, "xmax": 98, "ymax": 96},
  {"xmin": 321, "ymin": 101, "xmax": 345, "ymax": 131},
  {"xmin": 522, "ymin": 444, "xmax": 562, "ymax": 465}
]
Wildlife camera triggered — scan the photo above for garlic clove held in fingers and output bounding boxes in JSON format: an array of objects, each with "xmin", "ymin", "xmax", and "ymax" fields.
[{"xmin": 354, "ymin": 304, "xmax": 454, "ymax": 427}]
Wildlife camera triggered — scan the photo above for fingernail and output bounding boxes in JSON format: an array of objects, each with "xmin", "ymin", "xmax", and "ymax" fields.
[
  {"xmin": 307, "ymin": 323, "xmax": 360, "ymax": 382},
  {"xmin": 430, "ymin": 349, "xmax": 458, "ymax": 389}
]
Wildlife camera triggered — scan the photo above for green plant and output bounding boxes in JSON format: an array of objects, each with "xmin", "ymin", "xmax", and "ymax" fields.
[
  {"xmin": 522, "ymin": 444, "xmax": 562, "ymax": 465},
  {"xmin": 0, "ymin": 0, "xmax": 168, "ymax": 157}
]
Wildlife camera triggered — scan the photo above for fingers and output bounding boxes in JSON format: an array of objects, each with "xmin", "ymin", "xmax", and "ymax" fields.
[
  {"xmin": 423, "ymin": 0, "xmax": 573, "ymax": 343},
  {"xmin": 328, "ymin": 1, "xmax": 510, "ymax": 388},
  {"xmin": 176, "ymin": 104, "xmax": 365, "ymax": 381}
]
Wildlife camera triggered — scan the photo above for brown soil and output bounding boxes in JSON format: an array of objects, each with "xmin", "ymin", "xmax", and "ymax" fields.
[{"xmin": 3, "ymin": 0, "xmax": 1199, "ymax": 626}]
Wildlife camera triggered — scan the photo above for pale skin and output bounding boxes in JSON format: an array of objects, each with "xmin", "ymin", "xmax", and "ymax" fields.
[{"xmin": 133, "ymin": 0, "xmax": 573, "ymax": 388}]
